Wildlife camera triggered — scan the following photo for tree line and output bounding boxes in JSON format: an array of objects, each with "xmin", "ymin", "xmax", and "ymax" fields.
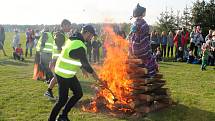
[{"xmin": 155, "ymin": 0, "xmax": 215, "ymax": 37}]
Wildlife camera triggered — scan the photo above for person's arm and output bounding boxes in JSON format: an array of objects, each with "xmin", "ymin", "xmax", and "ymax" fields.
[
  {"xmin": 69, "ymin": 47, "xmax": 94, "ymax": 73},
  {"xmin": 15, "ymin": 48, "xmax": 18, "ymax": 54},
  {"xmin": 69, "ymin": 47, "xmax": 102, "ymax": 81},
  {"xmin": 200, "ymin": 34, "xmax": 204, "ymax": 43}
]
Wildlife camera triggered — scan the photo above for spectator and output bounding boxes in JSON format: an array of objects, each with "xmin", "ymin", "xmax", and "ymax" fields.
[
  {"xmin": 187, "ymin": 50, "xmax": 200, "ymax": 64},
  {"xmin": 205, "ymin": 29, "xmax": 213, "ymax": 42},
  {"xmin": 187, "ymin": 50, "xmax": 194, "ymax": 64},
  {"xmin": 201, "ymin": 43, "xmax": 213, "ymax": 71},
  {"xmin": 25, "ymin": 28, "xmax": 34, "ymax": 57},
  {"xmin": 92, "ymin": 36, "xmax": 102, "ymax": 63},
  {"xmin": 181, "ymin": 27, "xmax": 190, "ymax": 54},
  {"xmin": 31, "ymin": 30, "xmax": 36, "ymax": 47},
  {"xmin": 150, "ymin": 31, "xmax": 157, "ymax": 53},
  {"xmin": 167, "ymin": 31, "xmax": 174, "ymax": 58},
  {"xmin": 116, "ymin": 26, "xmax": 126, "ymax": 39},
  {"xmin": 155, "ymin": 47, "xmax": 162, "ymax": 62},
  {"xmin": 12, "ymin": 30, "xmax": 20, "ymax": 51},
  {"xmin": 161, "ymin": 31, "xmax": 167, "ymax": 58},
  {"xmin": 0, "ymin": 26, "xmax": 6, "ymax": 56},
  {"xmin": 155, "ymin": 32, "xmax": 161, "ymax": 49},
  {"xmin": 210, "ymin": 31, "xmax": 215, "ymax": 66},
  {"xmin": 86, "ymin": 40, "xmax": 92, "ymax": 62},
  {"xmin": 190, "ymin": 26, "xmax": 204, "ymax": 57},
  {"xmin": 177, "ymin": 47, "xmax": 184, "ymax": 62},
  {"xmin": 174, "ymin": 30, "xmax": 182, "ymax": 60},
  {"xmin": 13, "ymin": 44, "xmax": 24, "ymax": 61},
  {"xmin": 34, "ymin": 30, "xmax": 40, "ymax": 47},
  {"xmin": 196, "ymin": 26, "xmax": 204, "ymax": 45}
]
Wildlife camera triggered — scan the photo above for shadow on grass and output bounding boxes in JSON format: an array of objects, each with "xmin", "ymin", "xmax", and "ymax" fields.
[
  {"xmin": 159, "ymin": 62, "xmax": 179, "ymax": 66},
  {"xmin": 0, "ymin": 111, "xmax": 5, "ymax": 121},
  {"xmin": 0, "ymin": 59, "xmax": 28, "ymax": 66},
  {"xmin": 159, "ymin": 65, "xmax": 170, "ymax": 68},
  {"xmin": 23, "ymin": 59, "xmax": 34, "ymax": 63},
  {"xmin": 146, "ymin": 104, "xmax": 215, "ymax": 121},
  {"xmin": 75, "ymin": 102, "xmax": 215, "ymax": 121}
]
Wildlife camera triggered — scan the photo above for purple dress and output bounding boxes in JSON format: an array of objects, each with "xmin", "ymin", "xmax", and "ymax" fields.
[{"xmin": 129, "ymin": 18, "xmax": 157, "ymax": 76}]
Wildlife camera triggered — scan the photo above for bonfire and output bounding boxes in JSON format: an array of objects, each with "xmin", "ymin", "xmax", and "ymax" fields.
[{"xmin": 81, "ymin": 25, "xmax": 172, "ymax": 117}]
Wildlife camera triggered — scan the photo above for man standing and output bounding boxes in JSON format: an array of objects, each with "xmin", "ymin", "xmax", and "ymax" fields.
[
  {"xmin": 210, "ymin": 31, "xmax": 215, "ymax": 66},
  {"xmin": 44, "ymin": 19, "xmax": 71, "ymax": 99},
  {"xmin": 86, "ymin": 39, "xmax": 92, "ymax": 62},
  {"xmin": 48, "ymin": 25, "xmax": 102, "ymax": 121},
  {"xmin": 0, "ymin": 26, "xmax": 6, "ymax": 56},
  {"xmin": 92, "ymin": 35, "xmax": 102, "ymax": 63},
  {"xmin": 25, "ymin": 28, "xmax": 34, "ymax": 57},
  {"xmin": 38, "ymin": 27, "xmax": 55, "ymax": 82}
]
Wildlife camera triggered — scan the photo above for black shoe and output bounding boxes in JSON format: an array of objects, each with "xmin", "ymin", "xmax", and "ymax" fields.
[
  {"xmin": 45, "ymin": 80, "xmax": 50, "ymax": 84},
  {"xmin": 44, "ymin": 90, "xmax": 55, "ymax": 100},
  {"xmin": 57, "ymin": 115, "xmax": 70, "ymax": 121}
]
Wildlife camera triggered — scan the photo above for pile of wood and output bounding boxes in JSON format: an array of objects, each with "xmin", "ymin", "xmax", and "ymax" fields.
[
  {"xmin": 81, "ymin": 57, "xmax": 172, "ymax": 116},
  {"xmin": 126, "ymin": 57, "xmax": 172, "ymax": 114}
]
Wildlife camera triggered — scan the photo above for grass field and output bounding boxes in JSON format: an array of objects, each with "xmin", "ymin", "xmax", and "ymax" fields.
[{"xmin": 0, "ymin": 33, "xmax": 215, "ymax": 121}]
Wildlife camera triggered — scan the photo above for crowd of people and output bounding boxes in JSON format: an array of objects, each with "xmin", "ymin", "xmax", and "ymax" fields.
[
  {"xmin": 86, "ymin": 35, "xmax": 102, "ymax": 64},
  {"xmin": 150, "ymin": 26, "xmax": 215, "ymax": 70},
  {"xmin": 0, "ymin": 26, "xmax": 42, "ymax": 61}
]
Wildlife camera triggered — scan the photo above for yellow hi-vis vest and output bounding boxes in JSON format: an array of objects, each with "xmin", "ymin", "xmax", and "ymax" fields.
[
  {"xmin": 52, "ymin": 33, "xmax": 68, "ymax": 59},
  {"xmin": 36, "ymin": 32, "xmax": 54, "ymax": 53},
  {"xmin": 55, "ymin": 39, "xmax": 87, "ymax": 78}
]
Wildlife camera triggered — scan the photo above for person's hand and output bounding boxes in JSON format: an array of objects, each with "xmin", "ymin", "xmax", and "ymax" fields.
[
  {"xmin": 97, "ymin": 80, "xmax": 108, "ymax": 89},
  {"xmin": 82, "ymin": 69, "xmax": 89, "ymax": 78}
]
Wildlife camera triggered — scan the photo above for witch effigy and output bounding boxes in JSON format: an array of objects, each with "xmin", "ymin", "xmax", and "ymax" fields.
[
  {"xmin": 129, "ymin": 3, "xmax": 158, "ymax": 77},
  {"xmin": 127, "ymin": 3, "xmax": 172, "ymax": 114}
]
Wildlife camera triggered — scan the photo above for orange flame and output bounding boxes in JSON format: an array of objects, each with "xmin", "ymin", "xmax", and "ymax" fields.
[{"xmin": 92, "ymin": 25, "xmax": 133, "ymax": 112}]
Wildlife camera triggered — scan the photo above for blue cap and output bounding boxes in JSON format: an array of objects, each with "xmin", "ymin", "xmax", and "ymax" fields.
[{"xmin": 82, "ymin": 25, "xmax": 97, "ymax": 36}]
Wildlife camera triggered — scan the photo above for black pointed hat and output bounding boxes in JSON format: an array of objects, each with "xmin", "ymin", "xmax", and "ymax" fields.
[{"xmin": 133, "ymin": 3, "xmax": 146, "ymax": 17}]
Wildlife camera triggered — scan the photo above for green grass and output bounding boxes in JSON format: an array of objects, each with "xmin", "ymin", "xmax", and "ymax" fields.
[{"xmin": 0, "ymin": 33, "xmax": 215, "ymax": 121}]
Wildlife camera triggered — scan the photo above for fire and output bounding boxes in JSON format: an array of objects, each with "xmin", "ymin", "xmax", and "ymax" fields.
[
  {"xmin": 83, "ymin": 25, "xmax": 134, "ymax": 113},
  {"xmin": 82, "ymin": 24, "xmax": 171, "ymax": 115}
]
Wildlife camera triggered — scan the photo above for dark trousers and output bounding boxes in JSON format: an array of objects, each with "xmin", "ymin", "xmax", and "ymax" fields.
[
  {"xmin": 190, "ymin": 42, "xmax": 198, "ymax": 57},
  {"xmin": 151, "ymin": 44, "xmax": 157, "ymax": 53},
  {"xmin": 201, "ymin": 59, "xmax": 207, "ymax": 69},
  {"xmin": 25, "ymin": 48, "xmax": 32, "ymax": 57},
  {"xmin": 13, "ymin": 52, "xmax": 24, "ymax": 61},
  {"xmin": 40, "ymin": 52, "xmax": 53, "ymax": 81},
  {"xmin": 161, "ymin": 45, "xmax": 167, "ymax": 58},
  {"xmin": 25, "ymin": 42, "xmax": 33, "ymax": 57},
  {"xmin": 48, "ymin": 75, "xmax": 83, "ymax": 121},
  {"xmin": 209, "ymin": 51, "xmax": 215, "ymax": 66},
  {"xmin": 175, "ymin": 47, "xmax": 183, "ymax": 60},
  {"xmin": 167, "ymin": 46, "xmax": 174, "ymax": 58},
  {"xmin": 93, "ymin": 50, "xmax": 99, "ymax": 63}
]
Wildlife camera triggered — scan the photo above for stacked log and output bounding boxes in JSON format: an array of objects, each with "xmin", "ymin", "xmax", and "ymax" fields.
[{"xmin": 126, "ymin": 57, "xmax": 172, "ymax": 114}]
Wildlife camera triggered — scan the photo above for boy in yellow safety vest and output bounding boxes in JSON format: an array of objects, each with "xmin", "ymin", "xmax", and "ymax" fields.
[
  {"xmin": 39, "ymin": 28, "xmax": 55, "ymax": 82},
  {"xmin": 44, "ymin": 19, "xmax": 71, "ymax": 99}
]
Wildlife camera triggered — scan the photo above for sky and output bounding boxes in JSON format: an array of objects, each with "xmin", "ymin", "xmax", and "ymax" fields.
[{"xmin": 0, "ymin": 0, "xmax": 198, "ymax": 25}]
